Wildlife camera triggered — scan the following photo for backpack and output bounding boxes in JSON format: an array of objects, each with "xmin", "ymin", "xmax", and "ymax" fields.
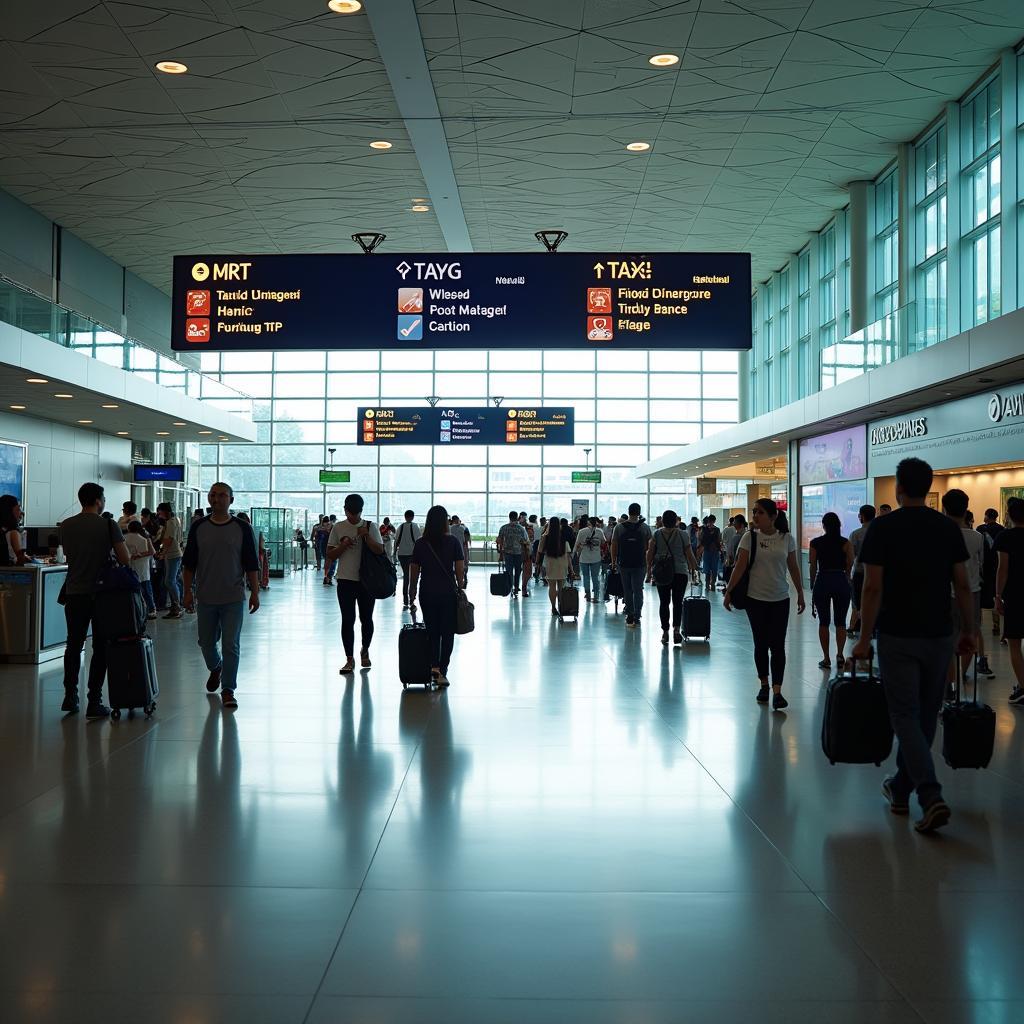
[
  {"xmin": 617, "ymin": 521, "xmax": 646, "ymax": 568},
  {"xmin": 652, "ymin": 530, "xmax": 677, "ymax": 586},
  {"xmin": 700, "ymin": 525, "xmax": 721, "ymax": 549},
  {"xmin": 358, "ymin": 522, "xmax": 397, "ymax": 599}
]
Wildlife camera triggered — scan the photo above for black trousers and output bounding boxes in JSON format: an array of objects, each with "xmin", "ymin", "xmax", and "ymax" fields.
[
  {"xmin": 336, "ymin": 579, "xmax": 375, "ymax": 656},
  {"xmin": 744, "ymin": 597, "xmax": 791, "ymax": 686},
  {"xmin": 657, "ymin": 573, "xmax": 688, "ymax": 630},
  {"xmin": 63, "ymin": 594, "xmax": 106, "ymax": 699},
  {"xmin": 420, "ymin": 588, "xmax": 457, "ymax": 674},
  {"xmin": 399, "ymin": 555, "xmax": 413, "ymax": 604}
]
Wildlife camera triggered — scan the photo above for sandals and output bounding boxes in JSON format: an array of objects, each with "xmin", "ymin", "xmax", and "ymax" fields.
[
  {"xmin": 818, "ymin": 659, "xmax": 831, "ymax": 670},
  {"xmin": 836, "ymin": 655, "xmax": 846, "ymax": 670}
]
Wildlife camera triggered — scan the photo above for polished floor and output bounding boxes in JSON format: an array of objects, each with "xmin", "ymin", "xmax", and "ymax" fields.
[{"xmin": 2, "ymin": 568, "xmax": 1023, "ymax": 1023}]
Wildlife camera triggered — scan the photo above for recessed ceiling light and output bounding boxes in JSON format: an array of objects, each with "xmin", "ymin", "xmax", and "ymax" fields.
[
  {"xmin": 54, "ymin": 393, "xmax": 73, "ymax": 399},
  {"xmin": 369, "ymin": 140, "xmax": 392, "ymax": 150},
  {"xmin": 625, "ymin": 142, "xmax": 651, "ymax": 152},
  {"xmin": 116, "ymin": 431, "xmax": 130, "ymax": 436},
  {"xmin": 155, "ymin": 60, "xmax": 188, "ymax": 75},
  {"xmin": 411, "ymin": 197, "xmax": 428, "ymax": 202},
  {"xmin": 77, "ymin": 419, "xmax": 93, "ymax": 424},
  {"xmin": 10, "ymin": 404, "xmax": 25, "ymax": 410},
  {"xmin": 219, "ymin": 436, "xmax": 230, "ymax": 441},
  {"xmin": 156, "ymin": 431, "xmax": 170, "ymax": 436},
  {"xmin": 198, "ymin": 430, "xmax": 213, "ymax": 435},
  {"xmin": 327, "ymin": 0, "xmax": 362, "ymax": 11},
  {"xmin": 648, "ymin": 54, "xmax": 679, "ymax": 67},
  {"xmin": 410, "ymin": 205, "xmax": 431, "ymax": 212},
  {"xmin": 26, "ymin": 377, "xmax": 48, "ymax": 384},
  {"xmin": 173, "ymin": 421, "xmax": 187, "ymax": 426},
  {"xmin": 101, "ymin": 403, "xmax": 119, "ymax": 409},
  {"xmin": 771, "ymin": 439, "xmax": 780, "ymax": 443}
]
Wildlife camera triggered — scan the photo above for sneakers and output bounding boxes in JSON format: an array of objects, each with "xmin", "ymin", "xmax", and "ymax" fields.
[
  {"xmin": 661, "ymin": 629, "xmax": 669, "ymax": 645},
  {"xmin": 1009, "ymin": 686, "xmax": 1024, "ymax": 706},
  {"xmin": 915, "ymin": 800, "xmax": 951, "ymax": 834},
  {"xmin": 221, "ymin": 690, "xmax": 238, "ymax": 710},
  {"xmin": 206, "ymin": 666, "xmax": 222, "ymax": 693},
  {"xmin": 340, "ymin": 657, "xmax": 355, "ymax": 674},
  {"xmin": 756, "ymin": 685, "xmax": 770, "ymax": 704},
  {"xmin": 323, "ymin": 578, "xmax": 332, "ymax": 586},
  {"xmin": 673, "ymin": 630, "xmax": 683, "ymax": 645},
  {"xmin": 523, "ymin": 589, "xmax": 530, "ymax": 598},
  {"xmin": 146, "ymin": 611, "xmax": 157, "ymax": 621},
  {"xmin": 61, "ymin": 692, "xmax": 80, "ymax": 713},
  {"xmin": 977, "ymin": 657, "xmax": 995, "ymax": 678},
  {"xmin": 402, "ymin": 604, "xmax": 409, "ymax": 611},
  {"xmin": 436, "ymin": 673, "xmax": 450, "ymax": 688},
  {"xmin": 626, "ymin": 615, "xmax": 636, "ymax": 628},
  {"xmin": 881, "ymin": 777, "xmax": 909, "ymax": 815},
  {"xmin": 163, "ymin": 609, "xmax": 182, "ymax": 620},
  {"xmin": 772, "ymin": 692, "xmax": 789, "ymax": 711},
  {"xmin": 85, "ymin": 702, "xmax": 110, "ymax": 720},
  {"xmin": 360, "ymin": 649, "xmax": 371, "ymax": 668}
]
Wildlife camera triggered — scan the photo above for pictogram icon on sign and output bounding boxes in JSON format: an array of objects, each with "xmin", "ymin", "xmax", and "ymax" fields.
[
  {"xmin": 398, "ymin": 288, "xmax": 423, "ymax": 312},
  {"xmin": 185, "ymin": 318, "xmax": 211, "ymax": 343},
  {"xmin": 187, "ymin": 290, "xmax": 210, "ymax": 316},
  {"xmin": 587, "ymin": 316, "xmax": 613, "ymax": 341},
  {"xmin": 587, "ymin": 288, "xmax": 612, "ymax": 313}
]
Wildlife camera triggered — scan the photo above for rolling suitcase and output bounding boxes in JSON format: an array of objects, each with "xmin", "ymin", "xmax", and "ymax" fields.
[
  {"xmin": 106, "ymin": 636, "xmax": 158, "ymax": 720},
  {"xmin": 399, "ymin": 616, "xmax": 433, "ymax": 689},
  {"xmin": 490, "ymin": 570, "xmax": 513, "ymax": 597},
  {"xmin": 821, "ymin": 654, "xmax": 893, "ymax": 766},
  {"xmin": 942, "ymin": 659, "xmax": 995, "ymax": 769},
  {"xmin": 682, "ymin": 581, "xmax": 711, "ymax": 642},
  {"xmin": 92, "ymin": 587, "xmax": 147, "ymax": 642},
  {"xmin": 558, "ymin": 580, "xmax": 579, "ymax": 620}
]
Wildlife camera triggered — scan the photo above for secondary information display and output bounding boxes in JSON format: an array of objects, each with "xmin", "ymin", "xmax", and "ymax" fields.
[
  {"xmin": 358, "ymin": 407, "xmax": 573, "ymax": 446},
  {"xmin": 171, "ymin": 252, "xmax": 751, "ymax": 352}
]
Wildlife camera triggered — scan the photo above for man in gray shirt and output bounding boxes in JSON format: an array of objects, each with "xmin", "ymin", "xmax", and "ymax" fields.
[
  {"xmin": 59, "ymin": 482, "xmax": 131, "ymax": 718},
  {"xmin": 182, "ymin": 482, "xmax": 260, "ymax": 710}
]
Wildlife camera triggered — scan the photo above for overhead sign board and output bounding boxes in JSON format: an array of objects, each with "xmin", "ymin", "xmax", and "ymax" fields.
[
  {"xmin": 318, "ymin": 470, "xmax": 351, "ymax": 484},
  {"xmin": 171, "ymin": 252, "xmax": 751, "ymax": 352},
  {"xmin": 357, "ymin": 407, "xmax": 574, "ymax": 446},
  {"xmin": 571, "ymin": 470, "xmax": 602, "ymax": 483},
  {"xmin": 133, "ymin": 464, "xmax": 185, "ymax": 483},
  {"xmin": 696, "ymin": 477, "xmax": 717, "ymax": 495}
]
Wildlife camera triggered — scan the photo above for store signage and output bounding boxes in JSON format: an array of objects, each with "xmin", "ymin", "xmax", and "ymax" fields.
[
  {"xmin": 571, "ymin": 470, "xmax": 602, "ymax": 483},
  {"xmin": 696, "ymin": 477, "xmax": 717, "ymax": 494},
  {"xmin": 357, "ymin": 407, "xmax": 574, "ymax": 446},
  {"xmin": 870, "ymin": 418, "xmax": 928, "ymax": 446},
  {"xmin": 988, "ymin": 390, "xmax": 1024, "ymax": 422},
  {"xmin": 171, "ymin": 252, "xmax": 751, "ymax": 352},
  {"xmin": 318, "ymin": 470, "xmax": 351, "ymax": 484}
]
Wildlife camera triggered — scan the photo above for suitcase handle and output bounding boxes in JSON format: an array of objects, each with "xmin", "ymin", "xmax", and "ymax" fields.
[
  {"xmin": 848, "ymin": 647, "xmax": 874, "ymax": 681},
  {"xmin": 952, "ymin": 655, "xmax": 979, "ymax": 706}
]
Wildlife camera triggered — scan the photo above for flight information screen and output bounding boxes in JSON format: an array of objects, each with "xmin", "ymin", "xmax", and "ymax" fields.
[
  {"xmin": 356, "ymin": 407, "xmax": 574, "ymax": 446},
  {"xmin": 171, "ymin": 251, "xmax": 751, "ymax": 352}
]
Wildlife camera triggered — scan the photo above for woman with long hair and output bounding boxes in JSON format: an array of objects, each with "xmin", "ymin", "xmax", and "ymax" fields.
[
  {"xmin": 809, "ymin": 511, "xmax": 854, "ymax": 670},
  {"xmin": 723, "ymin": 498, "xmax": 805, "ymax": 710},
  {"xmin": 408, "ymin": 505, "xmax": 466, "ymax": 686},
  {"xmin": 0, "ymin": 494, "xmax": 29, "ymax": 566},
  {"xmin": 536, "ymin": 516, "xmax": 571, "ymax": 615},
  {"xmin": 646, "ymin": 509, "xmax": 698, "ymax": 645}
]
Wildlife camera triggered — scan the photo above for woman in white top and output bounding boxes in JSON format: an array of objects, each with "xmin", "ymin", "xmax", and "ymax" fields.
[
  {"xmin": 124, "ymin": 521, "xmax": 158, "ymax": 619},
  {"xmin": 646, "ymin": 509, "xmax": 699, "ymax": 645},
  {"xmin": 724, "ymin": 498, "xmax": 805, "ymax": 710},
  {"xmin": 572, "ymin": 517, "xmax": 605, "ymax": 602},
  {"xmin": 536, "ymin": 518, "xmax": 571, "ymax": 614}
]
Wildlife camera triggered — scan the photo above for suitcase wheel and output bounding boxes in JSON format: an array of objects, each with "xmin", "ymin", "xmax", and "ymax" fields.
[
  {"xmin": 111, "ymin": 709, "xmax": 121, "ymax": 721},
  {"xmin": 145, "ymin": 702, "xmax": 156, "ymax": 717}
]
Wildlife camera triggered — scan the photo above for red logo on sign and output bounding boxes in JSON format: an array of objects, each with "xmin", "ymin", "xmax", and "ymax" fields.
[
  {"xmin": 185, "ymin": 318, "xmax": 211, "ymax": 343},
  {"xmin": 587, "ymin": 288, "xmax": 612, "ymax": 313},
  {"xmin": 187, "ymin": 290, "xmax": 211, "ymax": 316}
]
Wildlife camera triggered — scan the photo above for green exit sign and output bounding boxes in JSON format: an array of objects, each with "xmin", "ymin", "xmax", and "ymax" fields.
[
  {"xmin": 319, "ymin": 469, "xmax": 351, "ymax": 484},
  {"xmin": 571, "ymin": 470, "xmax": 602, "ymax": 484}
]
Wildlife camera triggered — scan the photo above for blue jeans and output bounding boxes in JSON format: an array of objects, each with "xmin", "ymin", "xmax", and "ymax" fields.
[
  {"xmin": 877, "ymin": 631, "xmax": 956, "ymax": 811},
  {"xmin": 140, "ymin": 579, "xmax": 155, "ymax": 614},
  {"xmin": 504, "ymin": 553, "xmax": 524, "ymax": 591},
  {"xmin": 580, "ymin": 560, "xmax": 601, "ymax": 598},
  {"xmin": 196, "ymin": 601, "xmax": 246, "ymax": 692},
  {"xmin": 701, "ymin": 550, "xmax": 720, "ymax": 583},
  {"xmin": 620, "ymin": 566, "xmax": 646, "ymax": 619},
  {"xmin": 165, "ymin": 556, "xmax": 182, "ymax": 609}
]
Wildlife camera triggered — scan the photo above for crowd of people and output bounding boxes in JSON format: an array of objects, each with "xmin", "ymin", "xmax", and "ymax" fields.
[{"xmin": 18, "ymin": 454, "xmax": 1024, "ymax": 833}]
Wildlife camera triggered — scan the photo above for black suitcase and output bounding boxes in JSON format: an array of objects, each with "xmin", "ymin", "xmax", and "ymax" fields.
[
  {"xmin": 106, "ymin": 636, "xmax": 158, "ymax": 720},
  {"xmin": 490, "ymin": 571, "xmax": 513, "ymax": 597},
  {"xmin": 605, "ymin": 570, "xmax": 624, "ymax": 598},
  {"xmin": 399, "ymin": 620, "xmax": 433, "ymax": 689},
  {"xmin": 821, "ymin": 656, "xmax": 893, "ymax": 765},
  {"xmin": 682, "ymin": 584, "xmax": 711, "ymax": 642},
  {"xmin": 942, "ymin": 659, "xmax": 995, "ymax": 769},
  {"xmin": 558, "ymin": 581, "xmax": 579, "ymax": 620},
  {"xmin": 92, "ymin": 588, "xmax": 147, "ymax": 642}
]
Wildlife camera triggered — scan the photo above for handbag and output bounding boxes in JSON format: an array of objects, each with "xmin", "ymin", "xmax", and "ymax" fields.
[
  {"xmin": 427, "ymin": 539, "xmax": 475, "ymax": 634},
  {"xmin": 653, "ymin": 529, "xmax": 677, "ymax": 587},
  {"xmin": 728, "ymin": 531, "xmax": 757, "ymax": 610},
  {"xmin": 95, "ymin": 518, "xmax": 142, "ymax": 593},
  {"xmin": 358, "ymin": 522, "xmax": 398, "ymax": 599}
]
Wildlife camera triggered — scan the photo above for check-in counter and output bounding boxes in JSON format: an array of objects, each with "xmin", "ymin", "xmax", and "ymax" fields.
[{"xmin": 0, "ymin": 564, "xmax": 69, "ymax": 664}]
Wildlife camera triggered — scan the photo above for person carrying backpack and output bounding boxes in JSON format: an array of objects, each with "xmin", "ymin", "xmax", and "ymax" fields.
[
  {"xmin": 572, "ymin": 517, "xmax": 605, "ymax": 602},
  {"xmin": 697, "ymin": 514, "xmax": 723, "ymax": 590},
  {"xmin": 611, "ymin": 503, "xmax": 652, "ymax": 628},
  {"xmin": 394, "ymin": 509, "xmax": 422, "ymax": 610},
  {"xmin": 646, "ymin": 510, "xmax": 698, "ymax": 644}
]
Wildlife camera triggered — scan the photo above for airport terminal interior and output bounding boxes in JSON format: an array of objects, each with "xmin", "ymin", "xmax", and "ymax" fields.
[{"xmin": 3, "ymin": 1, "xmax": 1024, "ymax": 1022}]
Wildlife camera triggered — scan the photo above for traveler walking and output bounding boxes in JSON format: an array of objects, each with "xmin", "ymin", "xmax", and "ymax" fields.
[
  {"xmin": 851, "ymin": 458, "xmax": 974, "ymax": 833},
  {"xmin": 808, "ymin": 512, "xmax": 854, "ymax": 670},
  {"xmin": 408, "ymin": 505, "xmax": 467, "ymax": 687},
  {"xmin": 124, "ymin": 521, "xmax": 158, "ymax": 620},
  {"xmin": 117, "ymin": 501, "xmax": 140, "ymax": 531},
  {"xmin": 724, "ymin": 514, "xmax": 747, "ymax": 580},
  {"xmin": 941, "ymin": 489, "xmax": 988, "ymax": 679},
  {"xmin": 979, "ymin": 507, "xmax": 1005, "ymax": 642},
  {"xmin": 156, "ymin": 501, "xmax": 184, "ymax": 619},
  {"xmin": 58, "ymin": 482, "xmax": 132, "ymax": 717},
  {"xmin": 536, "ymin": 517, "xmax": 572, "ymax": 614},
  {"xmin": 646, "ymin": 510, "xmax": 699, "ymax": 644},
  {"xmin": 697, "ymin": 515, "xmax": 724, "ymax": 590},
  {"xmin": 451, "ymin": 516, "xmax": 472, "ymax": 575},
  {"xmin": 723, "ymin": 498, "xmax": 805, "ymax": 710},
  {"xmin": 322, "ymin": 514, "xmax": 339, "ymax": 585},
  {"xmin": 313, "ymin": 515, "xmax": 328, "ymax": 572},
  {"xmin": 395, "ymin": 509, "xmax": 422, "ymax": 610},
  {"xmin": 295, "ymin": 528, "xmax": 309, "ymax": 569},
  {"xmin": 573, "ymin": 517, "xmax": 606, "ymax": 602},
  {"xmin": 995, "ymin": 497, "xmax": 1024, "ymax": 705},
  {"xmin": 181, "ymin": 482, "xmax": 261, "ymax": 710},
  {"xmin": 847, "ymin": 504, "xmax": 875, "ymax": 636},
  {"xmin": 327, "ymin": 494, "xmax": 385, "ymax": 673},
  {"xmin": 720, "ymin": 516, "xmax": 737, "ymax": 587},
  {"xmin": 612, "ymin": 503, "xmax": 653, "ymax": 628},
  {"xmin": 380, "ymin": 517, "xmax": 396, "ymax": 562},
  {"xmin": 497, "ymin": 510, "xmax": 531, "ymax": 597}
]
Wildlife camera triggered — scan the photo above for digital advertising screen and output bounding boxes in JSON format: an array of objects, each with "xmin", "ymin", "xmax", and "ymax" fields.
[
  {"xmin": 132, "ymin": 464, "xmax": 186, "ymax": 483},
  {"xmin": 171, "ymin": 251, "xmax": 751, "ymax": 352},
  {"xmin": 798, "ymin": 426, "xmax": 867, "ymax": 486},
  {"xmin": 800, "ymin": 480, "xmax": 868, "ymax": 550},
  {"xmin": 357, "ymin": 407, "xmax": 574, "ymax": 446}
]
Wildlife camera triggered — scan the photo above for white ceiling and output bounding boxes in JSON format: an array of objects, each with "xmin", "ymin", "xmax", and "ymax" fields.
[{"xmin": 2, "ymin": 0, "xmax": 1023, "ymax": 291}]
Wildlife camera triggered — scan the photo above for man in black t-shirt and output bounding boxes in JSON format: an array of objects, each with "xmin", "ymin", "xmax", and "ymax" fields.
[
  {"xmin": 995, "ymin": 498, "xmax": 1024, "ymax": 705},
  {"xmin": 853, "ymin": 458, "xmax": 974, "ymax": 834},
  {"xmin": 978, "ymin": 507, "xmax": 1005, "ymax": 638}
]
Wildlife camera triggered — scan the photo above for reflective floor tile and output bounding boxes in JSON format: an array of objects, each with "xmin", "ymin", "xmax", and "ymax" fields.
[{"xmin": 0, "ymin": 993, "xmax": 309, "ymax": 1024}]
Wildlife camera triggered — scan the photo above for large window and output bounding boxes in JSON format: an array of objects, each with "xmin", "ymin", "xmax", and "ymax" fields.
[
  {"xmin": 778, "ymin": 265, "xmax": 791, "ymax": 406},
  {"xmin": 915, "ymin": 125, "xmax": 947, "ymax": 348},
  {"xmin": 764, "ymin": 279, "xmax": 775, "ymax": 410},
  {"xmin": 198, "ymin": 350, "xmax": 740, "ymax": 537},
  {"xmin": 874, "ymin": 167, "xmax": 899, "ymax": 318},
  {"xmin": 797, "ymin": 248, "xmax": 811, "ymax": 398},
  {"xmin": 962, "ymin": 77, "xmax": 1001, "ymax": 326}
]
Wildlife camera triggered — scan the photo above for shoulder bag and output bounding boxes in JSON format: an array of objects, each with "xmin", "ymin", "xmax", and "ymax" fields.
[
  {"xmin": 427, "ymin": 539, "xmax": 475, "ymax": 634},
  {"xmin": 653, "ymin": 529, "xmax": 677, "ymax": 587},
  {"xmin": 358, "ymin": 521, "xmax": 398, "ymax": 599},
  {"xmin": 728, "ymin": 532, "xmax": 757, "ymax": 610}
]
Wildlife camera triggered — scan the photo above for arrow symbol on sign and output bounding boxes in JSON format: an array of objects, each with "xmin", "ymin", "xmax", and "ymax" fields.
[{"xmin": 593, "ymin": 262, "xmax": 604, "ymax": 278}]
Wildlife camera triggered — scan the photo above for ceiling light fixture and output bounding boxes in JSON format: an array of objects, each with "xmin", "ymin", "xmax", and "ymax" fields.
[
  {"xmin": 102, "ymin": 404, "xmax": 119, "ymax": 409},
  {"xmin": 10, "ymin": 404, "xmax": 25, "ymax": 410},
  {"xmin": 771, "ymin": 438, "xmax": 780, "ymax": 443},
  {"xmin": 198, "ymin": 430, "xmax": 213, "ymax": 435},
  {"xmin": 156, "ymin": 60, "xmax": 188, "ymax": 75},
  {"xmin": 156, "ymin": 431, "xmax": 170, "ymax": 436},
  {"xmin": 625, "ymin": 142, "xmax": 651, "ymax": 152},
  {"xmin": 219, "ymin": 436, "xmax": 230, "ymax": 441},
  {"xmin": 648, "ymin": 53, "xmax": 679, "ymax": 67},
  {"xmin": 54, "ymin": 393, "xmax": 73, "ymax": 399},
  {"xmin": 327, "ymin": 0, "xmax": 362, "ymax": 12},
  {"xmin": 369, "ymin": 141, "xmax": 393, "ymax": 150},
  {"xmin": 116, "ymin": 431, "xmax": 130, "ymax": 436},
  {"xmin": 26, "ymin": 377, "xmax": 48, "ymax": 384},
  {"xmin": 411, "ymin": 198, "xmax": 428, "ymax": 203},
  {"xmin": 77, "ymin": 419, "xmax": 93, "ymax": 424},
  {"xmin": 173, "ymin": 421, "xmax": 187, "ymax": 426},
  {"xmin": 410, "ymin": 205, "xmax": 431, "ymax": 212}
]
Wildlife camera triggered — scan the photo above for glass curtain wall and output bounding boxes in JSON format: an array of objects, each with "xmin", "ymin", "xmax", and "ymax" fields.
[
  {"xmin": 874, "ymin": 167, "xmax": 900, "ymax": 318},
  {"xmin": 198, "ymin": 350, "xmax": 739, "ymax": 537},
  {"xmin": 915, "ymin": 125, "xmax": 948, "ymax": 349}
]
